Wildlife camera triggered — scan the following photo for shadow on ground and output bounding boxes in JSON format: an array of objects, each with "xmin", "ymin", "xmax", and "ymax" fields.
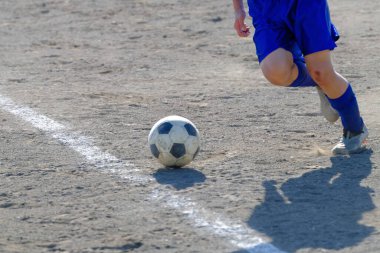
[
  {"xmin": 153, "ymin": 167, "xmax": 206, "ymax": 190},
  {"xmin": 247, "ymin": 151, "xmax": 375, "ymax": 253}
]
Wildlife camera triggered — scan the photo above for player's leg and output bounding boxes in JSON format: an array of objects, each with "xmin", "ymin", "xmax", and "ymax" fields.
[
  {"xmin": 294, "ymin": 0, "xmax": 367, "ymax": 154},
  {"xmin": 259, "ymin": 48, "xmax": 297, "ymax": 87},
  {"xmin": 260, "ymin": 47, "xmax": 324, "ymax": 88},
  {"xmin": 259, "ymin": 47, "xmax": 339, "ymax": 122},
  {"xmin": 305, "ymin": 50, "xmax": 347, "ymax": 98},
  {"xmin": 248, "ymin": 0, "xmax": 338, "ymax": 122},
  {"xmin": 305, "ymin": 50, "xmax": 367, "ymax": 154},
  {"xmin": 248, "ymin": 0, "xmax": 323, "ymax": 88}
]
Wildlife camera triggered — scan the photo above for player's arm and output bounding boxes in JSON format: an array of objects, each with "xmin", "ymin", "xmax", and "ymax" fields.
[{"xmin": 233, "ymin": 0, "xmax": 250, "ymax": 37}]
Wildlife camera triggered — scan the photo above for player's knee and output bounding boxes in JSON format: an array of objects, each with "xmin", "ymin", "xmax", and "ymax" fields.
[
  {"xmin": 261, "ymin": 61, "xmax": 293, "ymax": 86},
  {"xmin": 308, "ymin": 66, "xmax": 336, "ymax": 88}
]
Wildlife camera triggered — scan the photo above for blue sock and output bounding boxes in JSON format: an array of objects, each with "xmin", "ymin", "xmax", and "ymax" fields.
[
  {"xmin": 328, "ymin": 84, "xmax": 364, "ymax": 133},
  {"xmin": 289, "ymin": 60, "xmax": 317, "ymax": 87}
]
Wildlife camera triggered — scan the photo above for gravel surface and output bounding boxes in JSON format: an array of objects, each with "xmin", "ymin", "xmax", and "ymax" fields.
[{"xmin": 1, "ymin": 0, "xmax": 379, "ymax": 252}]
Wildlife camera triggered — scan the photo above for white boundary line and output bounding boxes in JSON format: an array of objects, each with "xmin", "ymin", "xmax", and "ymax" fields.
[{"xmin": 0, "ymin": 94, "xmax": 286, "ymax": 253}]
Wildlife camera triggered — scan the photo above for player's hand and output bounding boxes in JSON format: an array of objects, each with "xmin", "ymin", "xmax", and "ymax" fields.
[{"xmin": 234, "ymin": 11, "xmax": 250, "ymax": 37}]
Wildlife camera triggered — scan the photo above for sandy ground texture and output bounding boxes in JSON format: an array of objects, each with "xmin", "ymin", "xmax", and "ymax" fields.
[{"xmin": 1, "ymin": 0, "xmax": 380, "ymax": 252}]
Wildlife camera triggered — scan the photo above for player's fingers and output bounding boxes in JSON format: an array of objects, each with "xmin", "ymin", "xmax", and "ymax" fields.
[
  {"xmin": 240, "ymin": 24, "xmax": 250, "ymax": 37},
  {"xmin": 234, "ymin": 20, "xmax": 250, "ymax": 37},
  {"xmin": 234, "ymin": 20, "xmax": 244, "ymax": 37}
]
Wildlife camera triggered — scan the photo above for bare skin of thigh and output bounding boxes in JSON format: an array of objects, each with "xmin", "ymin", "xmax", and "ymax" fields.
[{"xmin": 260, "ymin": 48, "xmax": 348, "ymax": 99}]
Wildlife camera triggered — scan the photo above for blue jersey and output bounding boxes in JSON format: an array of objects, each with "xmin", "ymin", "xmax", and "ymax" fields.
[{"xmin": 247, "ymin": 0, "xmax": 339, "ymax": 62}]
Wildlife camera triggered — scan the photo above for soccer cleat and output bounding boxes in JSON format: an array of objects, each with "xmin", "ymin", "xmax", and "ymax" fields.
[
  {"xmin": 317, "ymin": 87, "xmax": 339, "ymax": 123},
  {"xmin": 332, "ymin": 124, "xmax": 369, "ymax": 155}
]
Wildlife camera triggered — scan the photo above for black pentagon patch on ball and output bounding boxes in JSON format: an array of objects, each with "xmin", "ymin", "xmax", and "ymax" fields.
[
  {"xmin": 170, "ymin": 143, "xmax": 186, "ymax": 158},
  {"xmin": 184, "ymin": 123, "xmax": 197, "ymax": 136},
  {"xmin": 158, "ymin": 122, "xmax": 173, "ymax": 134},
  {"xmin": 150, "ymin": 144, "xmax": 160, "ymax": 158}
]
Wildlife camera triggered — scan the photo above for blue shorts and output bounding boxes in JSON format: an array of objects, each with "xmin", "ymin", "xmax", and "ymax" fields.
[{"xmin": 247, "ymin": 0, "xmax": 340, "ymax": 63}]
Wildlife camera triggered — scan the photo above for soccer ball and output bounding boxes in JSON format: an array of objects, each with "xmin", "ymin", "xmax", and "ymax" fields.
[{"xmin": 148, "ymin": 115, "xmax": 200, "ymax": 167}]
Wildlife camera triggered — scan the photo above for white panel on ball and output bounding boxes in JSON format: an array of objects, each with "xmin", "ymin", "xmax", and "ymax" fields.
[
  {"xmin": 175, "ymin": 154, "xmax": 193, "ymax": 167},
  {"xmin": 185, "ymin": 136, "xmax": 200, "ymax": 155},
  {"xmin": 159, "ymin": 152, "xmax": 177, "ymax": 167},
  {"xmin": 148, "ymin": 129, "xmax": 159, "ymax": 145},
  {"xmin": 169, "ymin": 125, "xmax": 189, "ymax": 143},
  {"xmin": 156, "ymin": 134, "xmax": 172, "ymax": 152}
]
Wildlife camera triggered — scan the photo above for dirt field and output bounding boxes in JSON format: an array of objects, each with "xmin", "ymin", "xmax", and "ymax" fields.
[{"xmin": 0, "ymin": 0, "xmax": 380, "ymax": 252}]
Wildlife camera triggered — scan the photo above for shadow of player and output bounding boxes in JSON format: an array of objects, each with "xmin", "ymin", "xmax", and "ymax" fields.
[
  {"xmin": 153, "ymin": 167, "xmax": 206, "ymax": 190},
  {"xmin": 248, "ymin": 151, "xmax": 375, "ymax": 253}
]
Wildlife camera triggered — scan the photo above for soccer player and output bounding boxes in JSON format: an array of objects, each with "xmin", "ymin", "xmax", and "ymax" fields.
[{"xmin": 232, "ymin": 0, "xmax": 368, "ymax": 155}]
